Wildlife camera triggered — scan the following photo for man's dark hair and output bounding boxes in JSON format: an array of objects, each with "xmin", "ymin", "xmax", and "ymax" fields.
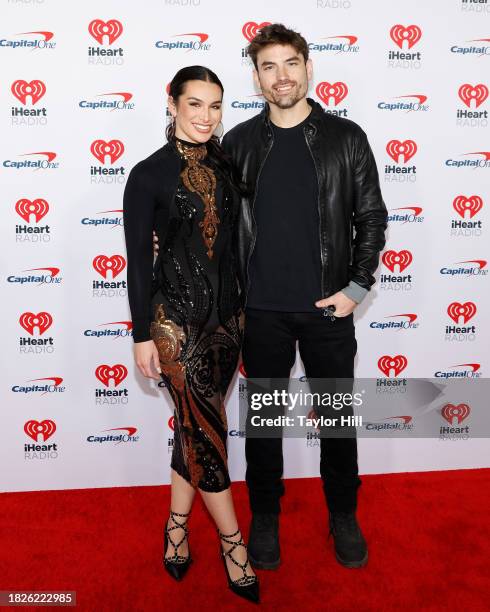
[{"xmin": 247, "ymin": 23, "xmax": 309, "ymax": 70}]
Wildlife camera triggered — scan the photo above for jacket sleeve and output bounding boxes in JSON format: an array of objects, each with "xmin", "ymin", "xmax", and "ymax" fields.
[
  {"xmin": 123, "ymin": 164, "xmax": 156, "ymax": 343},
  {"xmin": 349, "ymin": 128, "xmax": 388, "ymax": 290}
]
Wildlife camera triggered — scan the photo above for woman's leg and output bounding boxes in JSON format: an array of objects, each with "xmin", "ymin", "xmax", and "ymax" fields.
[
  {"xmin": 165, "ymin": 468, "xmax": 196, "ymax": 560},
  {"xmin": 200, "ymin": 487, "xmax": 256, "ymax": 582}
]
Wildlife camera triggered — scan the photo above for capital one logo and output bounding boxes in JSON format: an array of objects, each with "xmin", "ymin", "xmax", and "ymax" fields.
[
  {"xmin": 390, "ymin": 25, "xmax": 422, "ymax": 49},
  {"xmin": 90, "ymin": 140, "xmax": 124, "ymax": 164},
  {"xmin": 88, "ymin": 19, "xmax": 123, "ymax": 45},
  {"xmin": 15, "ymin": 198, "xmax": 49, "ymax": 222},
  {"xmin": 92, "ymin": 254, "xmax": 126, "ymax": 279},
  {"xmin": 441, "ymin": 403, "xmax": 470, "ymax": 425},
  {"xmin": 24, "ymin": 419, "xmax": 56, "ymax": 442},
  {"xmin": 386, "ymin": 140, "xmax": 417, "ymax": 163},
  {"xmin": 242, "ymin": 22, "xmax": 271, "ymax": 42},
  {"xmin": 11, "ymin": 80, "xmax": 46, "ymax": 105},
  {"xmin": 378, "ymin": 355, "xmax": 408, "ymax": 377},
  {"xmin": 453, "ymin": 195, "xmax": 483, "ymax": 219},
  {"xmin": 95, "ymin": 364, "xmax": 127, "ymax": 387},
  {"xmin": 447, "ymin": 302, "xmax": 476, "ymax": 324},
  {"xmin": 19, "ymin": 311, "xmax": 53, "ymax": 335},
  {"xmin": 458, "ymin": 84, "xmax": 488, "ymax": 109},
  {"xmin": 382, "ymin": 249, "xmax": 413, "ymax": 273},
  {"xmin": 316, "ymin": 82, "xmax": 348, "ymax": 106}
]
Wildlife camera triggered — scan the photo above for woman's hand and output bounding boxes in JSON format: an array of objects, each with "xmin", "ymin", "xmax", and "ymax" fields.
[{"xmin": 134, "ymin": 340, "xmax": 162, "ymax": 380}]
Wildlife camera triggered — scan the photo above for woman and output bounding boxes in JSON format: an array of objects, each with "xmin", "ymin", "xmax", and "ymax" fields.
[{"xmin": 123, "ymin": 66, "xmax": 259, "ymax": 604}]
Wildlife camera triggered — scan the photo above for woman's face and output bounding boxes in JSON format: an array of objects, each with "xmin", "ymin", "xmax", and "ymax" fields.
[{"xmin": 169, "ymin": 79, "xmax": 223, "ymax": 144}]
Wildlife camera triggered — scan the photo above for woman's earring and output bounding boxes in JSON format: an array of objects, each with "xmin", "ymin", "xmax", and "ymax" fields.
[{"xmin": 213, "ymin": 121, "xmax": 224, "ymax": 139}]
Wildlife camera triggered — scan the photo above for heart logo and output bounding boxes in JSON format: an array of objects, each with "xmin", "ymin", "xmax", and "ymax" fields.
[
  {"xmin": 90, "ymin": 139, "xmax": 124, "ymax": 164},
  {"xmin": 15, "ymin": 198, "xmax": 49, "ymax": 223},
  {"xmin": 24, "ymin": 419, "xmax": 56, "ymax": 442},
  {"xmin": 88, "ymin": 19, "xmax": 123, "ymax": 45},
  {"xmin": 19, "ymin": 312, "xmax": 53, "ymax": 335},
  {"xmin": 382, "ymin": 250, "xmax": 413, "ymax": 273},
  {"xmin": 386, "ymin": 139, "xmax": 417, "ymax": 164},
  {"xmin": 11, "ymin": 80, "xmax": 46, "ymax": 105},
  {"xmin": 92, "ymin": 254, "xmax": 126, "ymax": 278},
  {"xmin": 315, "ymin": 82, "xmax": 348, "ymax": 106},
  {"xmin": 377, "ymin": 355, "xmax": 408, "ymax": 377},
  {"xmin": 447, "ymin": 302, "xmax": 476, "ymax": 324},
  {"xmin": 95, "ymin": 364, "xmax": 128, "ymax": 387},
  {"xmin": 453, "ymin": 195, "xmax": 483, "ymax": 219},
  {"xmin": 390, "ymin": 24, "xmax": 422, "ymax": 49},
  {"xmin": 242, "ymin": 21, "xmax": 271, "ymax": 42},
  {"xmin": 458, "ymin": 84, "xmax": 488, "ymax": 109},
  {"xmin": 441, "ymin": 403, "xmax": 470, "ymax": 425}
]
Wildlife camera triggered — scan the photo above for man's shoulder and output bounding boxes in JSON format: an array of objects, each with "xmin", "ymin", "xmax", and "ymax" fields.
[
  {"xmin": 224, "ymin": 113, "xmax": 263, "ymax": 143},
  {"xmin": 319, "ymin": 112, "xmax": 367, "ymax": 139}
]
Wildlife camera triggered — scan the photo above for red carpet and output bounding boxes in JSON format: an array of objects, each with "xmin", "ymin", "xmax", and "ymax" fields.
[{"xmin": 1, "ymin": 469, "xmax": 489, "ymax": 611}]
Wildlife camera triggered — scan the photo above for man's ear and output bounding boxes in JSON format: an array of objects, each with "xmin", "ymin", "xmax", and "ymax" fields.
[
  {"xmin": 306, "ymin": 58, "xmax": 313, "ymax": 83},
  {"xmin": 252, "ymin": 69, "xmax": 261, "ymax": 94}
]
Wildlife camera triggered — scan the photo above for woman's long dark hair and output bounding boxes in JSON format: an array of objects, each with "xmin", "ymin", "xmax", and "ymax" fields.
[{"xmin": 166, "ymin": 65, "xmax": 248, "ymax": 195}]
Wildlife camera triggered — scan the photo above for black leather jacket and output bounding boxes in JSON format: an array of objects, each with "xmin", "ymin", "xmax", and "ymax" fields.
[{"xmin": 222, "ymin": 98, "xmax": 388, "ymax": 307}]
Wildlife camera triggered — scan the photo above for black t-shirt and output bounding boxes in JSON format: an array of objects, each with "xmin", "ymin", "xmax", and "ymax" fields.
[{"xmin": 247, "ymin": 115, "xmax": 322, "ymax": 311}]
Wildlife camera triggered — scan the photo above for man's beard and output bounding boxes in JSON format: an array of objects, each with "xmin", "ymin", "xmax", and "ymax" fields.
[{"xmin": 264, "ymin": 81, "xmax": 307, "ymax": 109}]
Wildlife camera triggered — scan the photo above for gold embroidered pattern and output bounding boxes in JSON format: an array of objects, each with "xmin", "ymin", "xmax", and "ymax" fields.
[{"xmin": 175, "ymin": 138, "xmax": 219, "ymax": 259}]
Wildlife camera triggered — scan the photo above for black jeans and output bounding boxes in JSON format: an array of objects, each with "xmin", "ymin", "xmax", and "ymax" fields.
[{"xmin": 242, "ymin": 308, "xmax": 362, "ymax": 515}]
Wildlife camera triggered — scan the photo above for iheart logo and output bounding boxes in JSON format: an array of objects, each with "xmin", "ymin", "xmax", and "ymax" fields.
[
  {"xmin": 390, "ymin": 24, "xmax": 422, "ymax": 49},
  {"xmin": 19, "ymin": 311, "xmax": 53, "ymax": 335},
  {"xmin": 316, "ymin": 82, "xmax": 348, "ymax": 106},
  {"xmin": 378, "ymin": 355, "xmax": 408, "ymax": 377},
  {"xmin": 386, "ymin": 139, "xmax": 417, "ymax": 163},
  {"xmin": 92, "ymin": 254, "xmax": 126, "ymax": 278},
  {"xmin": 168, "ymin": 416, "xmax": 175, "ymax": 431},
  {"xmin": 15, "ymin": 198, "xmax": 49, "ymax": 222},
  {"xmin": 382, "ymin": 250, "xmax": 413, "ymax": 273},
  {"xmin": 447, "ymin": 302, "xmax": 476, "ymax": 324},
  {"xmin": 95, "ymin": 364, "xmax": 127, "ymax": 387},
  {"xmin": 88, "ymin": 19, "xmax": 123, "ymax": 45},
  {"xmin": 242, "ymin": 21, "xmax": 271, "ymax": 42},
  {"xmin": 11, "ymin": 80, "xmax": 46, "ymax": 105},
  {"xmin": 453, "ymin": 195, "xmax": 483, "ymax": 219},
  {"xmin": 239, "ymin": 362, "xmax": 247, "ymax": 377},
  {"xmin": 458, "ymin": 84, "xmax": 488, "ymax": 109},
  {"xmin": 24, "ymin": 419, "xmax": 56, "ymax": 442},
  {"xmin": 90, "ymin": 139, "xmax": 124, "ymax": 164},
  {"xmin": 441, "ymin": 403, "xmax": 470, "ymax": 425}
]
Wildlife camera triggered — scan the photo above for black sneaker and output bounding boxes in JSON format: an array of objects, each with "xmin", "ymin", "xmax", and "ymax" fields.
[
  {"xmin": 329, "ymin": 511, "xmax": 368, "ymax": 568},
  {"xmin": 248, "ymin": 513, "xmax": 281, "ymax": 570}
]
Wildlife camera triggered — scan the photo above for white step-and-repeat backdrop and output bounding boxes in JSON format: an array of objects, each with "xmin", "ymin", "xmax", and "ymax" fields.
[{"xmin": 1, "ymin": 0, "xmax": 489, "ymax": 492}]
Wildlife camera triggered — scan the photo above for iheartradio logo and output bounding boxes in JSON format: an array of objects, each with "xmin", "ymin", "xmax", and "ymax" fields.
[
  {"xmin": 378, "ymin": 355, "xmax": 408, "ymax": 377},
  {"xmin": 441, "ymin": 403, "xmax": 470, "ymax": 425},
  {"xmin": 458, "ymin": 84, "xmax": 488, "ymax": 109},
  {"xmin": 242, "ymin": 21, "xmax": 271, "ymax": 43},
  {"xmin": 390, "ymin": 25, "xmax": 422, "ymax": 49},
  {"xmin": 95, "ymin": 364, "xmax": 127, "ymax": 387},
  {"xmin": 88, "ymin": 19, "xmax": 123, "ymax": 45},
  {"xmin": 15, "ymin": 198, "xmax": 49, "ymax": 222},
  {"xmin": 90, "ymin": 140, "xmax": 124, "ymax": 164},
  {"xmin": 386, "ymin": 140, "xmax": 417, "ymax": 164},
  {"xmin": 11, "ymin": 80, "xmax": 46, "ymax": 105},
  {"xmin": 239, "ymin": 363, "xmax": 247, "ymax": 377},
  {"xmin": 92, "ymin": 254, "xmax": 126, "ymax": 279},
  {"xmin": 19, "ymin": 311, "xmax": 53, "ymax": 335},
  {"xmin": 453, "ymin": 195, "xmax": 483, "ymax": 219},
  {"xmin": 24, "ymin": 419, "xmax": 56, "ymax": 442},
  {"xmin": 447, "ymin": 302, "xmax": 476, "ymax": 324},
  {"xmin": 168, "ymin": 416, "xmax": 175, "ymax": 431},
  {"xmin": 316, "ymin": 82, "xmax": 348, "ymax": 106},
  {"xmin": 382, "ymin": 250, "xmax": 413, "ymax": 273}
]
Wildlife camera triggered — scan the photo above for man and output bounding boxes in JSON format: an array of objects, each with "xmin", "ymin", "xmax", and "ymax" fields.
[
  {"xmin": 222, "ymin": 23, "xmax": 387, "ymax": 571},
  {"xmin": 154, "ymin": 24, "xmax": 387, "ymax": 571}
]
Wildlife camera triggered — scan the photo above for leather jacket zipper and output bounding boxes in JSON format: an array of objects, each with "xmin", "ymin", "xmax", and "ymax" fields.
[
  {"xmin": 243, "ymin": 130, "xmax": 274, "ymax": 309},
  {"xmin": 304, "ymin": 127, "xmax": 327, "ymax": 300}
]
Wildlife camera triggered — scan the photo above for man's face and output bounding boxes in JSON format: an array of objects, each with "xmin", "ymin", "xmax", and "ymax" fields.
[{"xmin": 253, "ymin": 43, "xmax": 312, "ymax": 110}]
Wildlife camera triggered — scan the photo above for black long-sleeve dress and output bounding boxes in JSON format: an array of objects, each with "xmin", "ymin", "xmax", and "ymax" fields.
[{"xmin": 123, "ymin": 137, "xmax": 242, "ymax": 492}]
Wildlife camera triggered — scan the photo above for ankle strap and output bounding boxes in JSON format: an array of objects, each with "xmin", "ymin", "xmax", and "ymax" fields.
[
  {"xmin": 170, "ymin": 510, "xmax": 190, "ymax": 519},
  {"xmin": 218, "ymin": 528, "xmax": 240, "ymax": 540}
]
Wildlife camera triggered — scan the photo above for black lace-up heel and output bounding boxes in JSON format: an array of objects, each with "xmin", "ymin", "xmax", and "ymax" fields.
[
  {"xmin": 218, "ymin": 528, "xmax": 260, "ymax": 604},
  {"xmin": 163, "ymin": 510, "xmax": 192, "ymax": 581}
]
